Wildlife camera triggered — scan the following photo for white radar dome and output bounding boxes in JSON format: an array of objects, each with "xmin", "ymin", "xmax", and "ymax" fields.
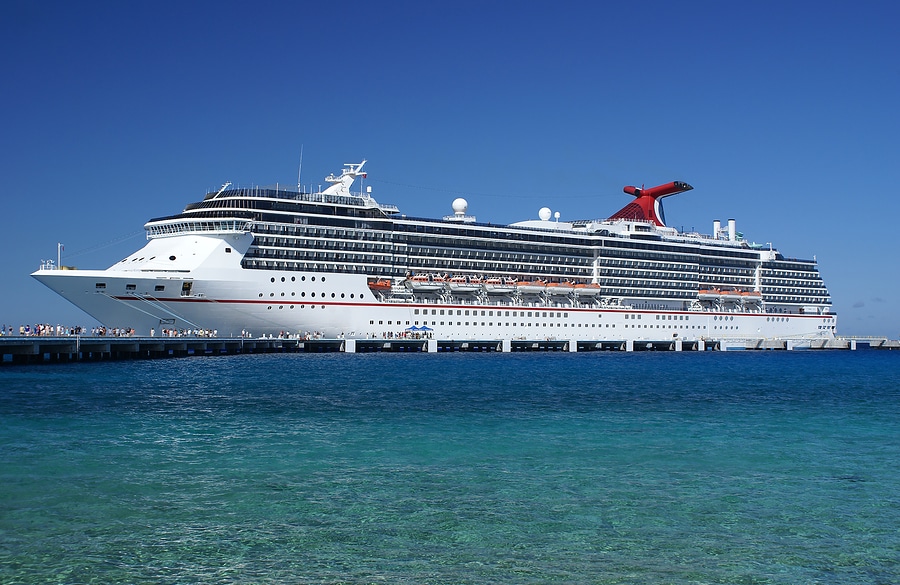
[
  {"xmin": 539, "ymin": 207, "xmax": 552, "ymax": 221},
  {"xmin": 452, "ymin": 198, "xmax": 468, "ymax": 214}
]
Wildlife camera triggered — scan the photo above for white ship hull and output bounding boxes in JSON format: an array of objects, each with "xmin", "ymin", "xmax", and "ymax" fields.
[{"xmin": 32, "ymin": 160, "xmax": 838, "ymax": 342}]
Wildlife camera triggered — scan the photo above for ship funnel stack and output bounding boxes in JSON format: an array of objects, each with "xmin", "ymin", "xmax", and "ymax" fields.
[
  {"xmin": 713, "ymin": 220, "xmax": 721, "ymax": 239},
  {"xmin": 611, "ymin": 181, "xmax": 693, "ymax": 227},
  {"xmin": 728, "ymin": 219, "xmax": 736, "ymax": 242}
]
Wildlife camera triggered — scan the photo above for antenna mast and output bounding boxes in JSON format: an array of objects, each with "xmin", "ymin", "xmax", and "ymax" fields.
[{"xmin": 297, "ymin": 144, "xmax": 304, "ymax": 191}]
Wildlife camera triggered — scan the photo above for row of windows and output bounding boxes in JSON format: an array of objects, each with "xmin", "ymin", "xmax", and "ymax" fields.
[
  {"xmin": 603, "ymin": 248, "xmax": 699, "ymax": 264},
  {"xmin": 408, "ymin": 248, "xmax": 589, "ymax": 265},
  {"xmin": 415, "ymin": 308, "xmax": 573, "ymax": 317},
  {"xmin": 398, "ymin": 308, "xmax": 798, "ymax": 323},
  {"xmin": 700, "ymin": 279, "xmax": 755, "ymax": 288},
  {"xmin": 374, "ymin": 320, "xmax": 623, "ymax": 329},
  {"xmin": 255, "ymin": 237, "xmax": 393, "ymax": 251},
  {"xmin": 603, "ymin": 289, "xmax": 696, "ymax": 298},
  {"xmin": 600, "ymin": 280, "xmax": 698, "ymax": 290},
  {"xmin": 602, "ymin": 269, "xmax": 697, "ymax": 281},
  {"xmin": 146, "ymin": 219, "xmax": 251, "ymax": 236},
  {"xmin": 258, "ymin": 291, "xmax": 363, "ymax": 300},
  {"xmin": 405, "ymin": 236, "xmax": 591, "ymax": 257},
  {"xmin": 698, "ymin": 266, "xmax": 755, "ymax": 275},
  {"xmin": 767, "ymin": 296, "xmax": 831, "ymax": 303},
  {"xmin": 762, "ymin": 278, "xmax": 826, "ymax": 286},
  {"xmin": 603, "ymin": 259, "xmax": 698, "ymax": 270},
  {"xmin": 764, "ymin": 261, "xmax": 820, "ymax": 272}
]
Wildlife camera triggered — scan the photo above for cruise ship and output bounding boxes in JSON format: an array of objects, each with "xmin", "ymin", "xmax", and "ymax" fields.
[{"xmin": 33, "ymin": 160, "xmax": 836, "ymax": 342}]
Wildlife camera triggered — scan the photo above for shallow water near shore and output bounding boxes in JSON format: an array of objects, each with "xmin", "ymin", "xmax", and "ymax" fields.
[{"xmin": 1, "ymin": 350, "xmax": 898, "ymax": 583}]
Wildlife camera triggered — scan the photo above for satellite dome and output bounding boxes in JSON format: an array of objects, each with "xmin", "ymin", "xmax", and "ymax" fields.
[
  {"xmin": 539, "ymin": 207, "xmax": 552, "ymax": 221},
  {"xmin": 452, "ymin": 198, "xmax": 468, "ymax": 215}
]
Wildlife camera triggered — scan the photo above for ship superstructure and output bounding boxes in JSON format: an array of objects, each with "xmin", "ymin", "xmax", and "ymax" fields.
[{"xmin": 33, "ymin": 160, "xmax": 836, "ymax": 342}]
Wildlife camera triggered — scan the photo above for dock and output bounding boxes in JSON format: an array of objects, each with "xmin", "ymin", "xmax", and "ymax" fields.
[{"xmin": 0, "ymin": 335, "xmax": 896, "ymax": 365}]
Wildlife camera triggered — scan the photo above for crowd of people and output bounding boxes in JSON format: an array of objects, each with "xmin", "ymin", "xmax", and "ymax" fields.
[
  {"xmin": 0, "ymin": 324, "xmax": 220, "ymax": 338},
  {"xmin": 0, "ymin": 325, "xmax": 407, "ymax": 340},
  {"xmin": 1, "ymin": 324, "xmax": 87, "ymax": 336},
  {"xmin": 154, "ymin": 328, "xmax": 218, "ymax": 338},
  {"xmin": 374, "ymin": 330, "xmax": 435, "ymax": 339}
]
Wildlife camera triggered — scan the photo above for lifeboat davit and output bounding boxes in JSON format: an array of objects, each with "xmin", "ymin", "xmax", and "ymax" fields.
[
  {"xmin": 447, "ymin": 275, "xmax": 482, "ymax": 293},
  {"xmin": 484, "ymin": 277, "xmax": 517, "ymax": 294}
]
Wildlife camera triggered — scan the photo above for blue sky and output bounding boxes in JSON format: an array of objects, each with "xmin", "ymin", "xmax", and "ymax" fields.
[{"xmin": 2, "ymin": 1, "xmax": 898, "ymax": 337}]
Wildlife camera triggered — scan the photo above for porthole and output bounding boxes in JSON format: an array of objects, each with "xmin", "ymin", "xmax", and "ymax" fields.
[
  {"xmin": 331, "ymin": 293, "xmax": 336, "ymax": 298},
  {"xmin": 270, "ymin": 293, "xmax": 274, "ymax": 297},
  {"xmin": 169, "ymin": 256, "xmax": 176, "ymax": 261},
  {"xmin": 281, "ymin": 277, "xmax": 285, "ymax": 282},
  {"xmin": 322, "ymin": 277, "xmax": 326, "ymax": 282},
  {"xmin": 341, "ymin": 293, "xmax": 345, "ymax": 298},
  {"xmin": 291, "ymin": 277, "xmax": 296, "ymax": 282},
  {"xmin": 258, "ymin": 293, "xmax": 263, "ymax": 297},
  {"xmin": 312, "ymin": 276, "xmax": 316, "ymax": 282},
  {"xmin": 301, "ymin": 276, "xmax": 306, "ymax": 281},
  {"xmin": 271, "ymin": 277, "xmax": 275, "ymax": 283}
]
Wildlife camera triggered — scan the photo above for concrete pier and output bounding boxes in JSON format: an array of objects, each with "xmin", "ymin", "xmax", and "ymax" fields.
[{"xmin": 1, "ymin": 335, "xmax": 894, "ymax": 365}]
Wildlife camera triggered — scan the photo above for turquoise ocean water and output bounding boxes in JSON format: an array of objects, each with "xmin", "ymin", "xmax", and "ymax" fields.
[{"xmin": 1, "ymin": 351, "xmax": 898, "ymax": 584}]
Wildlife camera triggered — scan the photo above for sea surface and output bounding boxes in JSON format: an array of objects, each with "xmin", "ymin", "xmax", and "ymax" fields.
[{"xmin": 1, "ymin": 350, "xmax": 898, "ymax": 584}]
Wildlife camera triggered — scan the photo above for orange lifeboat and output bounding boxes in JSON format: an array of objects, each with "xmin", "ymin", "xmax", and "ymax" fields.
[
  {"xmin": 573, "ymin": 282, "xmax": 601, "ymax": 297},
  {"xmin": 405, "ymin": 274, "xmax": 446, "ymax": 292},
  {"xmin": 517, "ymin": 279, "xmax": 546, "ymax": 295},
  {"xmin": 545, "ymin": 281, "xmax": 575, "ymax": 295}
]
